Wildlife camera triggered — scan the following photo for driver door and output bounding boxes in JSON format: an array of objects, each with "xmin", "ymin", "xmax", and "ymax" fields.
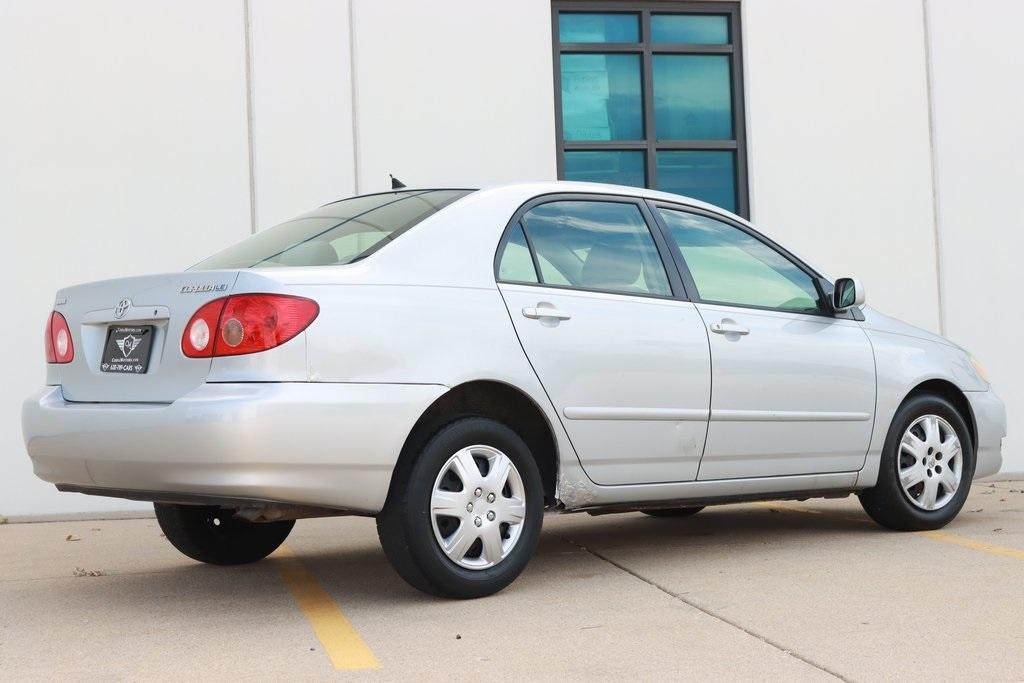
[{"xmin": 652, "ymin": 204, "xmax": 876, "ymax": 480}]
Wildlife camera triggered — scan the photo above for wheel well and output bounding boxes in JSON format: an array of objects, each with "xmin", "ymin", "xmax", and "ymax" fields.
[
  {"xmin": 389, "ymin": 381, "xmax": 559, "ymax": 506},
  {"xmin": 904, "ymin": 379, "xmax": 977, "ymax": 447}
]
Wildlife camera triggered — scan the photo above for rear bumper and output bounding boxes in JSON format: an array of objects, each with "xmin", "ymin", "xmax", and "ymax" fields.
[
  {"xmin": 965, "ymin": 388, "xmax": 1006, "ymax": 479},
  {"xmin": 22, "ymin": 382, "xmax": 447, "ymax": 513}
]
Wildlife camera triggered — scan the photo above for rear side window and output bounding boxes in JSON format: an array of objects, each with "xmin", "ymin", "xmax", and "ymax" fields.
[
  {"xmin": 509, "ymin": 200, "xmax": 671, "ymax": 297},
  {"xmin": 192, "ymin": 190, "xmax": 472, "ymax": 270},
  {"xmin": 496, "ymin": 224, "xmax": 539, "ymax": 283}
]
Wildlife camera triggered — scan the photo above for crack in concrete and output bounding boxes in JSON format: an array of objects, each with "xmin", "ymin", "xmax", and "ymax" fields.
[
  {"xmin": 555, "ymin": 533, "xmax": 851, "ymax": 682},
  {"xmin": 0, "ymin": 568, "xmax": 190, "ymax": 584}
]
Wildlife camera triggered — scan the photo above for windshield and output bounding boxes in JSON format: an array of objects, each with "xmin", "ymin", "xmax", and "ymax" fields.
[{"xmin": 192, "ymin": 189, "xmax": 473, "ymax": 270}]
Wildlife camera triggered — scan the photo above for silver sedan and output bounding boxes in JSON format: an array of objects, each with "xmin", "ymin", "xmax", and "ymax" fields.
[{"xmin": 23, "ymin": 182, "xmax": 1005, "ymax": 597}]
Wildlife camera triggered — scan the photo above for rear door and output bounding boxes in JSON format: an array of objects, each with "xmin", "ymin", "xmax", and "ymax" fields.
[
  {"xmin": 651, "ymin": 204, "xmax": 875, "ymax": 480},
  {"xmin": 497, "ymin": 196, "xmax": 711, "ymax": 485}
]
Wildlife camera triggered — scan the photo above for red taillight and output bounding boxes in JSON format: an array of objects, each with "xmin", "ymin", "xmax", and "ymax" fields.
[
  {"xmin": 181, "ymin": 294, "xmax": 319, "ymax": 358},
  {"xmin": 181, "ymin": 298, "xmax": 226, "ymax": 358},
  {"xmin": 45, "ymin": 311, "xmax": 74, "ymax": 364}
]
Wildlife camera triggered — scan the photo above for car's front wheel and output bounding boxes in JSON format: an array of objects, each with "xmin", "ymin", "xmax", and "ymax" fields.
[
  {"xmin": 155, "ymin": 503, "xmax": 294, "ymax": 565},
  {"xmin": 376, "ymin": 417, "xmax": 544, "ymax": 599},
  {"xmin": 858, "ymin": 394, "xmax": 975, "ymax": 531}
]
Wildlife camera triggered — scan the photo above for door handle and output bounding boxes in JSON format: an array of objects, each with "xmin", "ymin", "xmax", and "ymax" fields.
[
  {"xmin": 710, "ymin": 320, "xmax": 749, "ymax": 335},
  {"xmin": 522, "ymin": 306, "xmax": 571, "ymax": 321}
]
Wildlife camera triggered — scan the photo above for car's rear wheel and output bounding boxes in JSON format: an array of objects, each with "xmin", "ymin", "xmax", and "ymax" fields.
[
  {"xmin": 154, "ymin": 503, "xmax": 294, "ymax": 565},
  {"xmin": 642, "ymin": 506, "xmax": 705, "ymax": 518},
  {"xmin": 376, "ymin": 417, "xmax": 544, "ymax": 599},
  {"xmin": 858, "ymin": 394, "xmax": 975, "ymax": 531}
]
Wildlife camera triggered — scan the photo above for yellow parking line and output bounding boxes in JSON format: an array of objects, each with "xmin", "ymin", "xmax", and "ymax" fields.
[
  {"xmin": 921, "ymin": 530, "xmax": 1024, "ymax": 561},
  {"xmin": 755, "ymin": 502, "xmax": 1024, "ymax": 561},
  {"xmin": 273, "ymin": 545, "xmax": 379, "ymax": 670}
]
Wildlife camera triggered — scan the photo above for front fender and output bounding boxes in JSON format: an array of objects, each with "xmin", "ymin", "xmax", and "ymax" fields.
[{"xmin": 856, "ymin": 328, "xmax": 988, "ymax": 488}]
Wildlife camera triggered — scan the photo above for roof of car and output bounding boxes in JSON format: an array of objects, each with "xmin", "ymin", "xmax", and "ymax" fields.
[
  {"xmin": 390, "ymin": 181, "xmax": 749, "ymax": 226},
  {"xmin": 385, "ymin": 181, "xmax": 753, "ymax": 229},
  {"xmin": 322, "ymin": 181, "xmax": 742, "ymax": 224}
]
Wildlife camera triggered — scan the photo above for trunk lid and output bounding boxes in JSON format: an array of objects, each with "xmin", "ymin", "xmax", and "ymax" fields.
[{"xmin": 54, "ymin": 270, "xmax": 243, "ymax": 402}]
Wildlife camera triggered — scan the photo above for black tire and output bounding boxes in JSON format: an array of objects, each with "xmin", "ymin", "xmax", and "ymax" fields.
[
  {"xmin": 642, "ymin": 506, "xmax": 705, "ymax": 518},
  {"xmin": 154, "ymin": 503, "xmax": 294, "ymax": 565},
  {"xmin": 376, "ymin": 417, "xmax": 544, "ymax": 599},
  {"xmin": 858, "ymin": 394, "xmax": 975, "ymax": 531}
]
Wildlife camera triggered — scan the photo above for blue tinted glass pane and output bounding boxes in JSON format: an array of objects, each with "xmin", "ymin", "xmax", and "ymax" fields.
[
  {"xmin": 561, "ymin": 54, "xmax": 643, "ymax": 141},
  {"xmin": 651, "ymin": 14, "xmax": 729, "ymax": 44},
  {"xmin": 653, "ymin": 55, "xmax": 732, "ymax": 139},
  {"xmin": 656, "ymin": 151, "xmax": 736, "ymax": 212},
  {"xmin": 559, "ymin": 13, "xmax": 640, "ymax": 43},
  {"xmin": 564, "ymin": 151, "xmax": 646, "ymax": 188}
]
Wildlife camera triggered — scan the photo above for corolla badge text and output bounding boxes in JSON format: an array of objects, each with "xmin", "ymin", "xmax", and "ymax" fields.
[{"xmin": 179, "ymin": 283, "xmax": 229, "ymax": 294}]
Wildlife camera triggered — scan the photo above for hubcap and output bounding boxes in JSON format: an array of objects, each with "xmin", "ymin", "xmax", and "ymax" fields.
[
  {"xmin": 898, "ymin": 414, "xmax": 962, "ymax": 511},
  {"xmin": 430, "ymin": 445, "xmax": 527, "ymax": 570}
]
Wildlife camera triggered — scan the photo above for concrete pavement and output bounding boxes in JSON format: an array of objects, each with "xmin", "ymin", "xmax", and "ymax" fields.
[{"xmin": 2, "ymin": 481, "xmax": 1023, "ymax": 680}]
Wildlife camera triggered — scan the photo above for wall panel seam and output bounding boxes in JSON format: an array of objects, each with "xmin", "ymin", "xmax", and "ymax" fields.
[
  {"xmin": 243, "ymin": 0, "xmax": 259, "ymax": 234},
  {"xmin": 921, "ymin": 0, "xmax": 946, "ymax": 334},
  {"xmin": 348, "ymin": 0, "xmax": 361, "ymax": 194}
]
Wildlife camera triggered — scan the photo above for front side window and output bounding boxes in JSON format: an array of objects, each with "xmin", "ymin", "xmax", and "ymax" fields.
[
  {"xmin": 192, "ymin": 190, "xmax": 472, "ymax": 270},
  {"xmin": 658, "ymin": 208, "xmax": 823, "ymax": 313},
  {"xmin": 554, "ymin": 2, "xmax": 747, "ymax": 215},
  {"xmin": 511, "ymin": 200, "xmax": 671, "ymax": 297}
]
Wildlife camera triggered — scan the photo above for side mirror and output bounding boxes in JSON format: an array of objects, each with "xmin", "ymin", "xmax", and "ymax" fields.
[{"xmin": 833, "ymin": 277, "xmax": 865, "ymax": 311}]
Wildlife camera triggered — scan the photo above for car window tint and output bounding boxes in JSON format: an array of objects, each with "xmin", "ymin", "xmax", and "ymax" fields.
[
  {"xmin": 536, "ymin": 253, "xmax": 572, "ymax": 285},
  {"xmin": 329, "ymin": 231, "xmax": 388, "ymax": 262},
  {"xmin": 192, "ymin": 190, "xmax": 472, "ymax": 270},
  {"xmin": 520, "ymin": 201, "xmax": 671, "ymax": 296},
  {"xmin": 658, "ymin": 208, "xmax": 822, "ymax": 313},
  {"xmin": 496, "ymin": 223, "xmax": 539, "ymax": 284}
]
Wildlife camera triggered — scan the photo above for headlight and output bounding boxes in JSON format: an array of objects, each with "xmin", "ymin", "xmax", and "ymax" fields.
[{"xmin": 969, "ymin": 355, "xmax": 990, "ymax": 384}]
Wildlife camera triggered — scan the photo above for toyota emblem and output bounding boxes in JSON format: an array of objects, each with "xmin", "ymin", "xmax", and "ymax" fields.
[{"xmin": 114, "ymin": 298, "xmax": 131, "ymax": 319}]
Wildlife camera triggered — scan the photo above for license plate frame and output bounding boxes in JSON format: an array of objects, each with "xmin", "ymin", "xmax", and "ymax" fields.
[{"xmin": 100, "ymin": 325, "xmax": 155, "ymax": 374}]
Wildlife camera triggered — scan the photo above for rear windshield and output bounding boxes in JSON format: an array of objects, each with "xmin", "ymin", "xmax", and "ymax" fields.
[{"xmin": 192, "ymin": 189, "xmax": 473, "ymax": 270}]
